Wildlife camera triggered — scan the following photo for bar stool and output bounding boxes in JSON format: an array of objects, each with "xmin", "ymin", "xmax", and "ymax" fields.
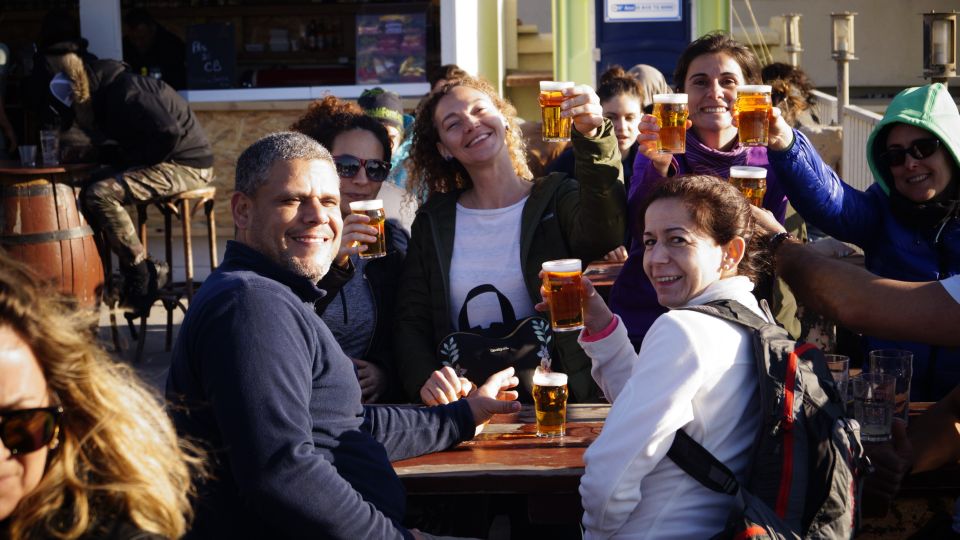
[{"xmin": 122, "ymin": 186, "xmax": 218, "ymax": 362}]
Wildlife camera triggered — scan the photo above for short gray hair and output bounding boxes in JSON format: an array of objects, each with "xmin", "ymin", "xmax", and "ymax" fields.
[{"xmin": 235, "ymin": 131, "xmax": 334, "ymax": 195}]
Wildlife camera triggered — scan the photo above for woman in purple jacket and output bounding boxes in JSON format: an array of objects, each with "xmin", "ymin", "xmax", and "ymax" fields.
[{"xmin": 610, "ymin": 32, "xmax": 790, "ymax": 348}]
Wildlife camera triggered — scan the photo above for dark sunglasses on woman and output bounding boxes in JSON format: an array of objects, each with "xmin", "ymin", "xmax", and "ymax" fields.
[
  {"xmin": 881, "ymin": 138, "xmax": 941, "ymax": 167},
  {"xmin": 333, "ymin": 155, "xmax": 392, "ymax": 182},
  {"xmin": 1, "ymin": 406, "xmax": 63, "ymax": 455}
]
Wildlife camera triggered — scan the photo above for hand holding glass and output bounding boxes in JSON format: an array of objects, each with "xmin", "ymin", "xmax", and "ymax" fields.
[
  {"xmin": 652, "ymin": 93, "xmax": 688, "ymax": 154},
  {"xmin": 736, "ymin": 85, "xmax": 772, "ymax": 146},
  {"xmin": 542, "ymin": 259, "xmax": 584, "ymax": 332},
  {"xmin": 348, "ymin": 199, "xmax": 386, "ymax": 259},
  {"xmin": 539, "ymin": 81, "xmax": 575, "ymax": 142}
]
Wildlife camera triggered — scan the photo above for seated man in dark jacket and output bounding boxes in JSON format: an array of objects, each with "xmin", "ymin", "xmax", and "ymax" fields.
[
  {"xmin": 45, "ymin": 44, "xmax": 213, "ymax": 315},
  {"xmin": 166, "ymin": 131, "xmax": 519, "ymax": 539}
]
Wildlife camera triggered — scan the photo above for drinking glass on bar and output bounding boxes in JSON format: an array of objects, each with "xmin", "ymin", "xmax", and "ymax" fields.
[
  {"xmin": 542, "ymin": 258, "xmax": 583, "ymax": 332},
  {"xmin": 40, "ymin": 129, "xmax": 60, "ymax": 166},
  {"xmin": 348, "ymin": 199, "xmax": 387, "ymax": 259},
  {"xmin": 18, "ymin": 145, "xmax": 37, "ymax": 167},
  {"xmin": 539, "ymin": 81, "xmax": 575, "ymax": 142},
  {"xmin": 728, "ymin": 166, "xmax": 767, "ymax": 206},
  {"xmin": 735, "ymin": 85, "xmax": 772, "ymax": 146},
  {"xmin": 852, "ymin": 373, "xmax": 896, "ymax": 443},
  {"xmin": 866, "ymin": 349, "xmax": 913, "ymax": 422},
  {"xmin": 533, "ymin": 366, "xmax": 568, "ymax": 437},
  {"xmin": 652, "ymin": 93, "xmax": 688, "ymax": 154}
]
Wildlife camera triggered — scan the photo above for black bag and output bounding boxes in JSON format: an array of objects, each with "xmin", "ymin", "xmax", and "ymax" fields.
[
  {"xmin": 437, "ymin": 284, "xmax": 552, "ymax": 403},
  {"xmin": 669, "ymin": 299, "xmax": 869, "ymax": 539}
]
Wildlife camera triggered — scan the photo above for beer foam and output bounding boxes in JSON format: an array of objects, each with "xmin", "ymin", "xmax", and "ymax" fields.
[
  {"xmin": 736, "ymin": 85, "xmax": 772, "ymax": 94},
  {"xmin": 533, "ymin": 370, "xmax": 568, "ymax": 386},
  {"xmin": 729, "ymin": 166, "xmax": 767, "ymax": 179},
  {"xmin": 653, "ymin": 93, "xmax": 687, "ymax": 104},
  {"xmin": 539, "ymin": 81, "xmax": 575, "ymax": 92},
  {"xmin": 349, "ymin": 199, "xmax": 384, "ymax": 211},
  {"xmin": 542, "ymin": 258, "xmax": 581, "ymax": 273}
]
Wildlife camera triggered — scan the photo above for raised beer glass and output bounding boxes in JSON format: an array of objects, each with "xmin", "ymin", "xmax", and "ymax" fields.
[
  {"xmin": 728, "ymin": 166, "xmax": 767, "ymax": 206},
  {"xmin": 539, "ymin": 81, "xmax": 575, "ymax": 142},
  {"xmin": 542, "ymin": 259, "xmax": 583, "ymax": 332},
  {"xmin": 653, "ymin": 93, "xmax": 688, "ymax": 154},
  {"xmin": 735, "ymin": 85, "xmax": 772, "ymax": 146},
  {"xmin": 533, "ymin": 367, "xmax": 568, "ymax": 437},
  {"xmin": 348, "ymin": 199, "xmax": 387, "ymax": 259}
]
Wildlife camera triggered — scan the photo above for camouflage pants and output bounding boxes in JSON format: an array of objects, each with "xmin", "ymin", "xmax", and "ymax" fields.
[{"xmin": 80, "ymin": 163, "xmax": 214, "ymax": 267}]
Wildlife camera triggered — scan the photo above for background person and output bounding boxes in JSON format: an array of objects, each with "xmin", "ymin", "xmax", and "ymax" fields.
[
  {"xmin": 572, "ymin": 175, "xmax": 768, "ymax": 538},
  {"xmin": 45, "ymin": 45, "xmax": 214, "ymax": 317},
  {"xmin": 356, "ymin": 88, "xmax": 417, "ymax": 224},
  {"xmin": 627, "ymin": 63, "xmax": 672, "ymax": 114},
  {"xmin": 610, "ymin": 31, "xmax": 790, "ymax": 349},
  {"xmin": 291, "ymin": 96, "xmax": 408, "ymax": 403},
  {"xmin": 396, "ymin": 75, "xmax": 626, "ymax": 405},
  {"xmin": 0, "ymin": 253, "xmax": 200, "ymax": 540},
  {"xmin": 767, "ymin": 82, "xmax": 960, "ymax": 401}
]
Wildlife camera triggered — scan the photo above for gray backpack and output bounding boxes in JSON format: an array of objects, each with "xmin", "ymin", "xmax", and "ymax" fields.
[{"xmin": 669, "ymin": 299, "xmax": 870, "ymax": 539}]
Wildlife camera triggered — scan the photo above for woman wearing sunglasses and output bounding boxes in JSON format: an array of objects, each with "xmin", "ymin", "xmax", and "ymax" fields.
[
  {"xmin": 291, "ymin": 96, "xmax": 410, "ymax": 403},
  {"xmin": 767, "ymin": 82, "xmax": 960, "ymax": 401},
  {"xmin": 396, "ymin": 75, "xmax": 626, "ymax": 405},
  {"xmin": 0, "ymin": 254, "xmax": 200, "ymax": 539}
]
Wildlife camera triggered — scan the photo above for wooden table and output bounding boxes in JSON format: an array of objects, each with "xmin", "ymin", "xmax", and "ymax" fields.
[{"xmin": 393, "ymin": 404, "xmax": 607, "ymax": 495}]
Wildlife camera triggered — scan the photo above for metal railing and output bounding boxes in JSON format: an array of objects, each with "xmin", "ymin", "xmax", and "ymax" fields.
[
  {"xmin": 841, "ymin": 104, "xmax": 883, "ymax": 192},
  {"xmin": 810, "ymin": 89, "xmax": 838, "ymax": 128}
]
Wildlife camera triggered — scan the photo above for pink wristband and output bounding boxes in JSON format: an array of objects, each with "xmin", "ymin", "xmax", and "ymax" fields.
[{"xmin": 581, "ymin": 317, "xmax": 618, "ymax": 342}]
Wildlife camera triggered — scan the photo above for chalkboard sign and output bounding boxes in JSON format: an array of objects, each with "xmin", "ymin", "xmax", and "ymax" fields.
[{"xmin": 186, "ymin": 23, "xmax": 236, "ymax": 90}]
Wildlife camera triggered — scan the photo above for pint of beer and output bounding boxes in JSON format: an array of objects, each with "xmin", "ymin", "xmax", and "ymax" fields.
[
  {"xmin": 539, "ymin": 81, "xmax": 575, "ymax": 142},
  {"xmin": 542, "ymin": 259, "xmax": 583, "ymax": 332},
  {"xmin": 735, "ymin": 85, "xmax": 772, "ymax": 147},
  {"xmin": 533, "ymin": 367, "xmax": 568, "ymax": 437},
  {"xmin": 729, "ymin": 166, "xmax": 768, "ymax": 206},
  {"xmin": 348, "ymin": 199, "xmax": 387, "ymax": 259},
  {"xmin": 653, "ymin": 94, "xmax": 688, "ymax": 154}
]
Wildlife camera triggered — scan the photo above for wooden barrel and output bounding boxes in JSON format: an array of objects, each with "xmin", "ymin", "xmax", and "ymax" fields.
[{"xmin": 0, "ymin": 167, "xmax": 103, "ymax": 309}]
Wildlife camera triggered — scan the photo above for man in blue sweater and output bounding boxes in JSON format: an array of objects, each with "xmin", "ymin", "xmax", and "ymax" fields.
[{"xmin": 166, "ymin": 132, "xmax": 520, "ymax": 539}]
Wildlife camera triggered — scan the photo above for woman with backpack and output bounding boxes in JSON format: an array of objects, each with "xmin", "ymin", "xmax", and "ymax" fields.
[{"xmin": 569, "ymin": 175, "xmax": 770, "ymax": 538}]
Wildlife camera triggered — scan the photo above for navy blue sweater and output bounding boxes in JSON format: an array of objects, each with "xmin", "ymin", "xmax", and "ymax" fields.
[{"xmin": 166, "ymin": 241, "xmax": 475, "ymax": 539}]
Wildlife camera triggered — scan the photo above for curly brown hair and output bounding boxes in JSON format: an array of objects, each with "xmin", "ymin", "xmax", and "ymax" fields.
[
  {"xmin": 1, "ymin": 253, "xmax": 202, "ymax": 539},
  {"xmin": 406, "ymin": 75, "xmax": 532, "ymax": 201},
  {"xmin": 637, "ymin": 174, "xmax": 769, "ymax": 281},
  {"xmin": 290, "ymin": 95, "xmax": 392, "ymax": 164}
]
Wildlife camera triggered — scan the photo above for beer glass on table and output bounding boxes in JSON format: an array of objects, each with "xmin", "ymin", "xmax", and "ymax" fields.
[
  {"xmin": 533, "ymin": 366, "xmax": 568, "ymax": 437},
  {"xmin": 735, "ymin": 85, "xmax": 772, "ymax": 146},
  {"xmin": 728, "ymin": 166, "xmax": 767, "ymax": 206},
  {"xmin": 652, "ymin": 93, "xmax": 689, "ymax": 154},
  {"xmin": 348, "ymin": 199, "xmax": 387, "ymax": 259},
  {"xmin": 542, "ymin": 259, "xmax": 584, "ymax": 332},
  {"xmin": 539, "ymin": 81, "xmax": 575, "ymax": 142}
]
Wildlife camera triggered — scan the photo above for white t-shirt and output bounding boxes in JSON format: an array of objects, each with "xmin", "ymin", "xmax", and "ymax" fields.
[
  {"xmin": 448, "ymin": 197, "xmax": 535, "ymax": 330},
  {"xmin": 942, "ymin": 275, "xmax": 960, "ymax": 304}
]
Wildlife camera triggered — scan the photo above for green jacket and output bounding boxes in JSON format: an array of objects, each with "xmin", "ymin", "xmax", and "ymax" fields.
[{"xmin": 394, "ymin": 120, "xmax": 627, "ymax": 402}]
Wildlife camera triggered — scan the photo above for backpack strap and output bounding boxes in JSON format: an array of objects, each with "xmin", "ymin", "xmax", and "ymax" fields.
[
  {"xmin": 667, "ymin": 430, "xmax": 740, "ymax": 496},
  {"xmin": 458, "ymin": 284, "xmax": 518, "ymax": 330},
  {"xmin": 679, "ymin": 299, "xmax": 770, "ymax": 332}
]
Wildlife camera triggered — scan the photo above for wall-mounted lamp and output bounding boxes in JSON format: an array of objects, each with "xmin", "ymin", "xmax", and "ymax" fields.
[
  {"xmin": 783, "ymin": 13, "xmax": 802, "ymax": 67},
  {"xmin": 924, "ymin": 12, "xmax": 957, "ymax": 84}
]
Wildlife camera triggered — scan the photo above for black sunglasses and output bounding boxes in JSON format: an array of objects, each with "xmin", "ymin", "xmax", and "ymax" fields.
[
  {"xmin": 333, "ymin": 155, "xmax": 391, "ymax": 182},
  {"xmin": 880, "ymin": 138, "xmax": 941, "ymax": 167},
  {"xmin": 1, "ymin": 406, "xmax": 63, "ymax": 456}
]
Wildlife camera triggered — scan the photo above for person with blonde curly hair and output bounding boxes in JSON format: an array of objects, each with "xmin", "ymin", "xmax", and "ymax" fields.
[
  {"xmin": 0, "ymin": 253, "xmax": 201, "ymax": 539},
  {"xmin": 396, "ymin": 75, "xmax": 627, "ymax": 405}
]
